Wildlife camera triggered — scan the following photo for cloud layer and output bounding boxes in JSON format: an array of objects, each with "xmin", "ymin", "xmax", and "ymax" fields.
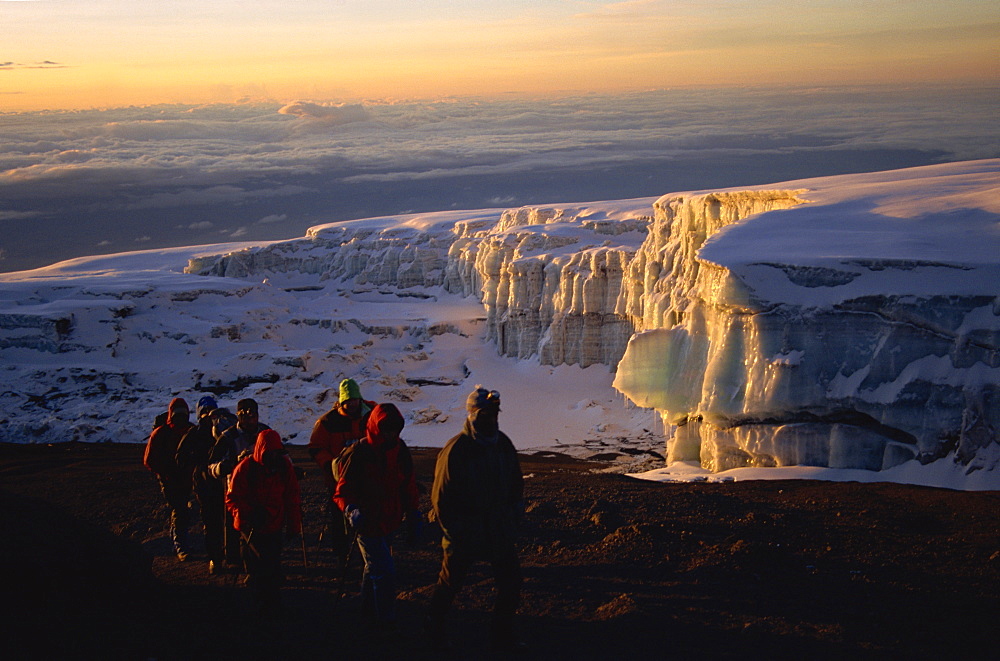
[{"xmin": 0, "ymin": 86, "xmax": 997, "ymax": 272}]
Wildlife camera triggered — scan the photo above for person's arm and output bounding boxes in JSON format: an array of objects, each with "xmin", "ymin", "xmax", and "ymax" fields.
[
  {"xmin": 225, "ymin": 461, "xmax": 250, "ymax": 532},
  {"xmin": 143, "ymin": 427, "xmax": 170, "ymax": 478},
  {"xmin": 307, "ymin": 418, "xmax": 337, "ymax": 467}
]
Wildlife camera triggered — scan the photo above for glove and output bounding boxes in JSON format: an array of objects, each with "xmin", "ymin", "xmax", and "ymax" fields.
[
  {"xmin": 346, "ymin": 505, "xmax": 364, "ymax": 530},
  {"xmin": 405, "ymin": 510, "xmax": 424, "ymax": 545}
]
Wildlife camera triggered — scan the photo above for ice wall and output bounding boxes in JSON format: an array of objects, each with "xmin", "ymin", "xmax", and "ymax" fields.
[
  {"xmin": 613, "ymin": 163, "xmax": 1000, "ymax": 472},
  {"xmin": 188, "ymin": 202, "xmax": 656, "ymax": 368},
  {"xmin": 447, "ymin": 206, "xmax": 651, "ymax": 367}
]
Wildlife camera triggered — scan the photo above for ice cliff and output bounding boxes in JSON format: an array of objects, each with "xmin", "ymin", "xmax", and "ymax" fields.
[{"xmin": 613, "ymin": 162, "xmax": 1000, "ymax": 473}]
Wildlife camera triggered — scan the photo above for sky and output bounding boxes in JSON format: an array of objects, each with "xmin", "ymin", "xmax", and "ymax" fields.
[{"xmin": 2, "ymin": 0, "xmax": 998, "ymax": 111}]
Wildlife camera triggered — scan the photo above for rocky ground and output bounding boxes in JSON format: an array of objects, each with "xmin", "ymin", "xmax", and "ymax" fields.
[{"xmin": 2, "ymin": 441, "xmax": 999, "ymax": 660}]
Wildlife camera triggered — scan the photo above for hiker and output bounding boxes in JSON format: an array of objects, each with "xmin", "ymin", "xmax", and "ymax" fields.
[
  {"xmin": 209, "ymin": 398, "xmax": 271, "ymax": 567},
  {"xmin": 144, "ymin": 397, "xmax": 196, "ymax": 561},
  {"xmin": 308, "ymin": 378, "xmax": 375, "ymax": 554},
  {"xmin": 175, "ymin": 395, "xmax": 228, "ymax": 574},
  {"xmin": 210, "ymin": 406, "xmax": 238, "ymax": 442},
  {"xmin": 333, "ymin": 403, "xmax": 421, "ymax": 632},
  {"xmin": 426, "ymin": 387, "xmax": 525, "ymax": 652},
  {"xmin": 226, "ymin": 429, "xmax": 302, "ymax": 612}
]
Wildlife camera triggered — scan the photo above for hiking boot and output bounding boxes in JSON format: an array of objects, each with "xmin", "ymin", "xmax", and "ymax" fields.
[
  {"xmin": 208, "ymin": 560, "xmax": 221, "ymax": 575},
  {"xmin": 176, "ymin": 549, "xmax": 189, "ymax": 562}
]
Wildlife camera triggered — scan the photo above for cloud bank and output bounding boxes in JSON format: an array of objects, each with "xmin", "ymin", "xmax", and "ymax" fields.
[{"xmin": 0, "ymin": 85, "xmax": 997, "ymax": 272}]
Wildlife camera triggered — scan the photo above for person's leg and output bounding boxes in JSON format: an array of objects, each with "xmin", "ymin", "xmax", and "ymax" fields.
[
  {"xmin": 224, "ymin": 512, "xmax": 242, "ymax": 567},
  {"xmin": 241, "ymin": 530, "xmax": 262, "ymax": 598},
  {"xmin": 426, "ymin": 542, "xmax": 474, "ymax": 646},
  {"xmin": 357, "ymin": 535, "xmax": 397, "ymax": 624},
  {"xmin": 490, "ymin": 546, "xmax": 523, "ymax": 649},
  {"xmin": 162, "ymin": 482, "xmax": 192, "ymax": 559},
  {"xmin": 200, "ymin": 486, "xmax": 225, "ymax": 569},
  {"xmin": 256, "ymin": 532, "xmax": 284, "ymax": 612}
]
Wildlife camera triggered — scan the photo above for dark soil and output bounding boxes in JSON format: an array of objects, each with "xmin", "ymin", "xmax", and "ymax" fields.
[{"xmin": 2, "ymin": 441, "xmax": 998, "ymax": 660}]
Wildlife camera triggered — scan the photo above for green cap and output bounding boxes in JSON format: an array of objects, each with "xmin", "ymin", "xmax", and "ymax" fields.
[{"xmin": 339, "ymin": 378, "xmax": 362, "ymax": 403}]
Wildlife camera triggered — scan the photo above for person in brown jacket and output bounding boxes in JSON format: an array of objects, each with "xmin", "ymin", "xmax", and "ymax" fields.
[
  {"xmin": 426, "ymin": 387, "xmax": 525, "ymax": 652},
  {"xmin": 144, "ymin": 397, "xmax": 195, "ymax": 561}
]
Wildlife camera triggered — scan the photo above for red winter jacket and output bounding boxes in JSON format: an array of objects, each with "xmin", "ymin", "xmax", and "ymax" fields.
[
  {"xmin": 307, "ymin": 400, "xmax": 376, "ymax": 468},
  {"xmin": 226, "ymin": 429, "xmax": 302, "ymax": 536},
  {"xmin": 143, "ymin": 398, "xmax": 194, "ymax": 485},
  {"xmin": 333, "ymin": 404, "xmax": 419, "ymax": 537}
]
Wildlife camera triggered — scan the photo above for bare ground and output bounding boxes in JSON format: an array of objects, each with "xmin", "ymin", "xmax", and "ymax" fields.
[{"xmin": 2, "ymin": 441, "xmax": 999, "ymax": 661}]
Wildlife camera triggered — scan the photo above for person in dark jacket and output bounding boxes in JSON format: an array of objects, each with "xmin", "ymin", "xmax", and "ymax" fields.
[
  {"xmin": 308, "ymin": 378, "xmax": 376, "ymax": 554},
  {"xmin": 144, "ymin": 397, "xmax": 196, "ymax": 561},
  {"xmin": 175, "ymin": 395, "xmax": 228, "ymax": 574},
  {"xmin": 226, "ymin": 429, "xmax": 302, "ymax": 612},
  {"xmin": 426, "ymin": 387, "xmax": 525, "ymax": 651},
  {"xmin": 208, "ymin": 398, "xmax": 271, "ymax": 567},
  {"xmin": 334, "ymin": 403, "xmax": 421, "ymax": 631}
]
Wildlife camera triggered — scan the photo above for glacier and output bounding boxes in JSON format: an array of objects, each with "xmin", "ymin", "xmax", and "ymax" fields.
[
  {"xmin": 0, "ymin": 160, "xmax": 997, "ymax": 483},
  {"xmin": 613, "ymin": 162, "xmax": 1000, "ymax": 473}
]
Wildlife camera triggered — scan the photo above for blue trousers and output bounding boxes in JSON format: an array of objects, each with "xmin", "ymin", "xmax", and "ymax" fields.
[{"xmin": 357, "ymin": 534, "xmax": 397, "ymax": 623}]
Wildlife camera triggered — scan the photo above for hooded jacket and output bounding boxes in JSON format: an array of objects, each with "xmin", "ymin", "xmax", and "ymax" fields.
[
  {"xmin": 431, "ymin": 417, "xmax": 523, "ymax": 554},
  {"xmin": 144, "ymin": 398, "xmax": 195, "ymax": 485},
  {"xmin": 333, "ymin": 403, "xmax": 420, "ymax": 537},
  {"xmin": 226, "ymin": 429, "xmax": 302, "ymax": 536}
]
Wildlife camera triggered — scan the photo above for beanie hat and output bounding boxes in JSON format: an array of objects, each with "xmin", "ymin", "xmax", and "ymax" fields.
[
  {"xmin": 466, "ymin": 386, "xmax": 500, "ymax": 412},
  {"xmin": 236, "ymin": 398, "xmax": 258, "ymax": 414},
  {"xmin": 339, "ymin": 378, "xmax": 363, "ymax": 403},
  {"xmin": 196, "ymin": 395, "xmax": 217, "ymax": 418}
]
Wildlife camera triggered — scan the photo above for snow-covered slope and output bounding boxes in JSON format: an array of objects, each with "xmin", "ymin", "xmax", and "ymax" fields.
[{"xmin": 1, "ymin": 160, "xmax": 997, "ymax": 489}]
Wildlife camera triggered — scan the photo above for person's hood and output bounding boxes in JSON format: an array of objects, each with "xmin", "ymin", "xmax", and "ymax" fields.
[
  {"xmin": 364, "ymin": 403, "xmax": 404, "ymax": 448},
  {"xmin": 253, "ymin": 428, "xmax": 284, "ymax": 464},
  {"xmin": 167, "ymin": 397, "xmax": 189, "ymax": 428}
]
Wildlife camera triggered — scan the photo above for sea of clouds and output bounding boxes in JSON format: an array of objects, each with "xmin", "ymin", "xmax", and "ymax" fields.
[{"xmin": 1, "ymin": 85, "xmax": 998, "ymax": 272}]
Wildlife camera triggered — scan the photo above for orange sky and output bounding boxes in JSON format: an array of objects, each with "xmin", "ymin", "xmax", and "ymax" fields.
[{"xmin": 3, "ymin": 0, "xmax": 998, "ymax": 111}]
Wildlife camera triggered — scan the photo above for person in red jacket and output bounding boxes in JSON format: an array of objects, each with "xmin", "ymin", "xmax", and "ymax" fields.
[
  {"xmin": 144, "ymin": 397, "xmax": 196, "ymax": 561},
  {"xmin": 334, "ymin": 403, "xmax": 421, "ymax": 631},
  {"xmin": 226, "ymin": 429, "xmax": 302, "ymax": 612},
  {"xmin": 308, "ymin": 378, "xmax": 376, "ymax": 555}
]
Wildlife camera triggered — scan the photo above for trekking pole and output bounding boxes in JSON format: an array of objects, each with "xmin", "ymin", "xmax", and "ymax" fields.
[
  {"xmin": 331, "ymin": 529, "xmax": 360, "ymax": 613},
  {"xmin": 239, "ymin": 530, "xmax": 260, "ymax": 559},
  {"xmin": 298, "ymin": 502, "xmax": 309, "ymax": 568}
]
